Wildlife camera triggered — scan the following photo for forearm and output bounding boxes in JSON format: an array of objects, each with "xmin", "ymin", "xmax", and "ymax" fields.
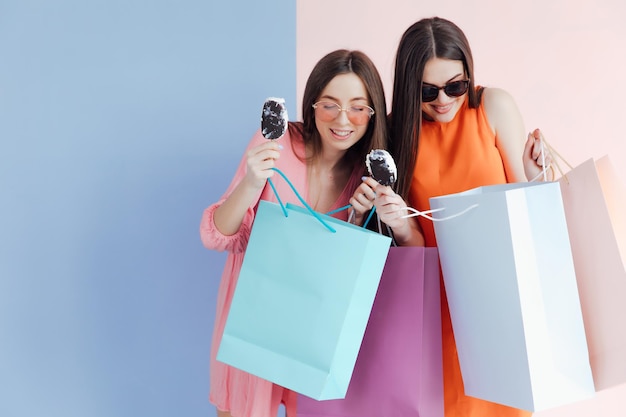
[{"xmin": 213, "ymin": 179, "xmax": 263, "ymax": 236}]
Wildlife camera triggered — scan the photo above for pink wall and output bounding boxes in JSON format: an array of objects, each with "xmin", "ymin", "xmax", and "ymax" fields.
[
  {"xmin": 297, "ymin": 0, "xmax": 626, "ymax": 182},
  {"xmin": 298, "ymin": 1, "xmax": 626, "ymax": 415}
]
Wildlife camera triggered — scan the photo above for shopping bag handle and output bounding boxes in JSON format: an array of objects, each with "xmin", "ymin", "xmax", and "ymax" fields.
[
  {"xmin": 527, "ymin": 133, "xmax": 575, "ymax": 183},
  {"xmin": 326, "ymin": 193, "xmax": 477, "ymax": 230},
  {"xmin": 327, "ymin": 203, "xmax": 383, "ymax": 231},
  {"xmin": 397, "ymin": 204, "xmax": 478, "ymax": 221},
  {"xmin": 299, "ymin": 183, "xmax": 385, "ymax": 235},
  {"xmin": 326, "ymin": 204, "xmax": 377, "ymax": 227},
  {"xmin": 267, "ymin": 167, "xmax": 337, "ymax": 233},
  {"xmin": 269, "ymin": 169, "xmax": 384, "ymax": 233},
  {"xmin": 529, "ymin": 135, "xmax": 576, "ymax": 184},
  {"xmin": 329, "ymin": 204, "xmax": 396, "ymax": 243}
]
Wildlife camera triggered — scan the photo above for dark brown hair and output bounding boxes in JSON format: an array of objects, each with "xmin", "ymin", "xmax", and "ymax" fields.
[{"xmin": 390, "ymin": 17, "xmax": 480, "ymax": 200}]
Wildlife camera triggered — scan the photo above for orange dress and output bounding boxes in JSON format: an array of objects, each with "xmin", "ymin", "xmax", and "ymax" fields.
[{"xmin": 409, "ymin": 95, "xmax": 532, "ymax": 417}]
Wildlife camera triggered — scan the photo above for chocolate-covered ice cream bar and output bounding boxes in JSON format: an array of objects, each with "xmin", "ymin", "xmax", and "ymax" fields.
[
  {"xmin": 366, "ymin": 149, "xmax": 397, "ymax": 186},
  {"xmin": 261, "ymin": 97, "xmax": 288, "ymax": 140}
]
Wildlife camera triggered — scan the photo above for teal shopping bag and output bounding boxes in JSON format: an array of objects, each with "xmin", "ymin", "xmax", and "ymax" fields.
[{"xmin": 217, "ymin": 174, "xmax": 391, "ymax": 400}]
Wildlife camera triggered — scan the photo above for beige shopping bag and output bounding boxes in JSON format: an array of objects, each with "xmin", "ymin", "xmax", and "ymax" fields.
[{"xmin": 558, "ymin": 156, "xmax": 626, "ymax": 391}]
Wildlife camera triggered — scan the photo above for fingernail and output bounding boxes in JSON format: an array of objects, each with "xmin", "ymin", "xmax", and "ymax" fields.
[
  {"xmin": 361, "ymin": 176, "xmax": 367, "ymax": 181},
  {"xmin": 277, "ymin": 144, "xmax": 284, "ymax": 150}
]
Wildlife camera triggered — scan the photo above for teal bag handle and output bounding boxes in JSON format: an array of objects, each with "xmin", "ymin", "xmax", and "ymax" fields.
[
  {"xmin": 327, "ymin": 204, "xmax": 377, "ymax": 230},
  {"xmin": 327, "ymin": 204, "xmax": 377, "ymax": 229},
  {"xmin": 331, "ymin": 203, "xmax": 396, "ymax": 246},
  {"xmin": 325, "ymin": 204, "xmax": 352, "ymax": 216},
  {"xmin": 268, "ymin": 167, "xmax": 336, "ymax": 233}
]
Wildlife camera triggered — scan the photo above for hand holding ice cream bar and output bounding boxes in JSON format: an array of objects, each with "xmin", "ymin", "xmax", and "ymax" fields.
[
  {"xmin": 261, "ymin": 97, "xmax": 288, "ymax": 140},
  {"xmin": 366, "ymin": 149, "xmax": 397, "ymax": 186}
]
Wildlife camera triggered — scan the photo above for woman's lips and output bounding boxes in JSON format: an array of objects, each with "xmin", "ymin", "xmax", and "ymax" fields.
[
  {"xmin": 331, "ymin": 129, "xmax": 352, "ymax": 139},
  {"xmin": 431, "ymin": 103, "xmax": 453, "ymax": 114}
]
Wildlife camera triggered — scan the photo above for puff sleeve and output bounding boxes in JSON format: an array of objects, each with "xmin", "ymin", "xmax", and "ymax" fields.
[{"xmin": 199, "ymin": 130, "xmax": 266, "ymax": 254}]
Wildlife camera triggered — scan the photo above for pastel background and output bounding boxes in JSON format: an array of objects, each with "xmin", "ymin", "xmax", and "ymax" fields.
[
  {"xmin": 1, "ymin": 1, "xmax": 294, "ymax": 416},
  {"xmin": 298, "ymin": 2, "xmax": 626, "ymax": 417},
  {"xmin": 1, "ymin": 1, "xmax": 624, "ymax": 417},
  {"xmin": 298, "ymin": 0, "xmax": 626, "ymax": 182}
]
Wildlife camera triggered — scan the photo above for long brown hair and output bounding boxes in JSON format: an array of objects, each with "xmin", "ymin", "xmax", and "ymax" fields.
[
  {"xmin": 290, "ymin": 49, "xmax": 388, "ymax": 171},
  {"xmin": 390, "ymin": 17, "xmax": 480, "ymax": 200}
]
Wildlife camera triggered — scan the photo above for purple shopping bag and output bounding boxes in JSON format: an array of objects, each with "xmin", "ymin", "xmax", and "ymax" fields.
[{"xmin": 296, "ymin": 246, "xmax": 443, "ymax": 417}]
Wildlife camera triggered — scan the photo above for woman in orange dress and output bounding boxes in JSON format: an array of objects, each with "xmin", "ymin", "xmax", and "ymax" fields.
[{"xmin": 363, "ymin": 17, "xmax": 554, "ymax": 417}]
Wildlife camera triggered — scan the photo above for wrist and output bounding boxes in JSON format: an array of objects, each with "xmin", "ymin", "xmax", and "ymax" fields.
[{"xmin": 393, "ymin": 219, "xmax": 425, "ymax": 246}]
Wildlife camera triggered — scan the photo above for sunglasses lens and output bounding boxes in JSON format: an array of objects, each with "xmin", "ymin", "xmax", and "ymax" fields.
[
  {"xmin": 421, "ymin": 86, "xmax": 439, "ymax": 102},
  {"xmin": 445, "ymin": 80, "xmax": 469, "ymax": 97},
  {"xmin": 422, "ymin": 80, "xmax": 470, "ymax": 102}
]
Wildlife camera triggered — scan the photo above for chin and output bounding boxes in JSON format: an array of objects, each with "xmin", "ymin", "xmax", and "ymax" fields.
[{"xmin": 425, "ymin": 112, "xmax": 452, "ymax": 124}]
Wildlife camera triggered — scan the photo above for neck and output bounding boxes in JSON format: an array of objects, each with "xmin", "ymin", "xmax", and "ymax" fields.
[{"xmin": 306, "ymin": 148, "xmax": 353, "ymax": 213}]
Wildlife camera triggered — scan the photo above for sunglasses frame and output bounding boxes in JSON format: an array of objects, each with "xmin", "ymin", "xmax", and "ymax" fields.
[
  {"xmin": 421, "ymin": 79, "xmax": 470, "ymax": 103},
  {"xmin": 312, "ymin": 101, "xmax": 375, "ymax": 125}
]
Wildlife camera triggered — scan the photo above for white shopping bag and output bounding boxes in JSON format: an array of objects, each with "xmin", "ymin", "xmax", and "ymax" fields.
[{"xmin": 429, "ymin": 181, "xmax": 595, "ymax": 412}]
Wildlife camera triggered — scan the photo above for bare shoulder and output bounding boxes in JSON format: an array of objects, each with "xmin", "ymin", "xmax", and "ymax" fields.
[
  {"xmin": 482, "ymin": 87, "xmax": 517, "ymax": 112},
  {"xmin": 482, "ymin": 87, "xmax": 522, "ymax": 131}
]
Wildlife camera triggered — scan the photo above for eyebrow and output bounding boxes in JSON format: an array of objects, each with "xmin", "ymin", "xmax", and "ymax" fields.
[
  {"xmin": 319, "ymin": 95, "xmax": 369, "ymax": 102},
  {"xmin": 423, "ymin": 73, "xmax": 464, "ymax": 86}
]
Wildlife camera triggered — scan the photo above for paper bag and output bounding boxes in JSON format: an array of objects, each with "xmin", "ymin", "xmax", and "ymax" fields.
[
  {"xmin": 217, "ymin": 200, "xmax": 391, "ymax": 400},
  {"xmin": 429, "ymin": 181, "xmax": 595, "ymax": 411},
  {"xmin": 558, "ymin": 156, "xmax": 626, "ymax": 390},
  {"xmin": 297, "ymin": 247, "xmax": 444, "ymax": 417}
]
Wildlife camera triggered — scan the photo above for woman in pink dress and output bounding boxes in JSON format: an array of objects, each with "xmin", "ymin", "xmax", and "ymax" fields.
[{"xmin": 200, "ymin": 49, "xmax": 389, "ymax": 417}]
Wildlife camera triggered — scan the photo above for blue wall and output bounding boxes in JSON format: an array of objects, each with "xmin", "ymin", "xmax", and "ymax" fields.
[{"xmin": 0, "ymin": 1, "xmax": 295, "ymax": 416}]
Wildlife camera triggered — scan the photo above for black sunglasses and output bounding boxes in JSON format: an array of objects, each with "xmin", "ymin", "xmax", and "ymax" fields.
[{"xmin": 421, "ymin": 80, "xmax": 470, "ymax": 102}]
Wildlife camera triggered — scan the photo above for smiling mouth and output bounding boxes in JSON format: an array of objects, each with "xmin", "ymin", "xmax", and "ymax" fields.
[
  {"xmin": 431, "ymin": 103, "xmax": 453, "ymax": 114},
  {"xmin": 331, "ymin": 129, "xmax": 352, "ymax": 138}
]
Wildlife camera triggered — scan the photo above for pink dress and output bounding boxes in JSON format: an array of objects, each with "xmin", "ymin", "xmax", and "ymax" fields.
[{"xmin": 200, "ymin": 127, "xmax": 361, "ymax": 417}]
